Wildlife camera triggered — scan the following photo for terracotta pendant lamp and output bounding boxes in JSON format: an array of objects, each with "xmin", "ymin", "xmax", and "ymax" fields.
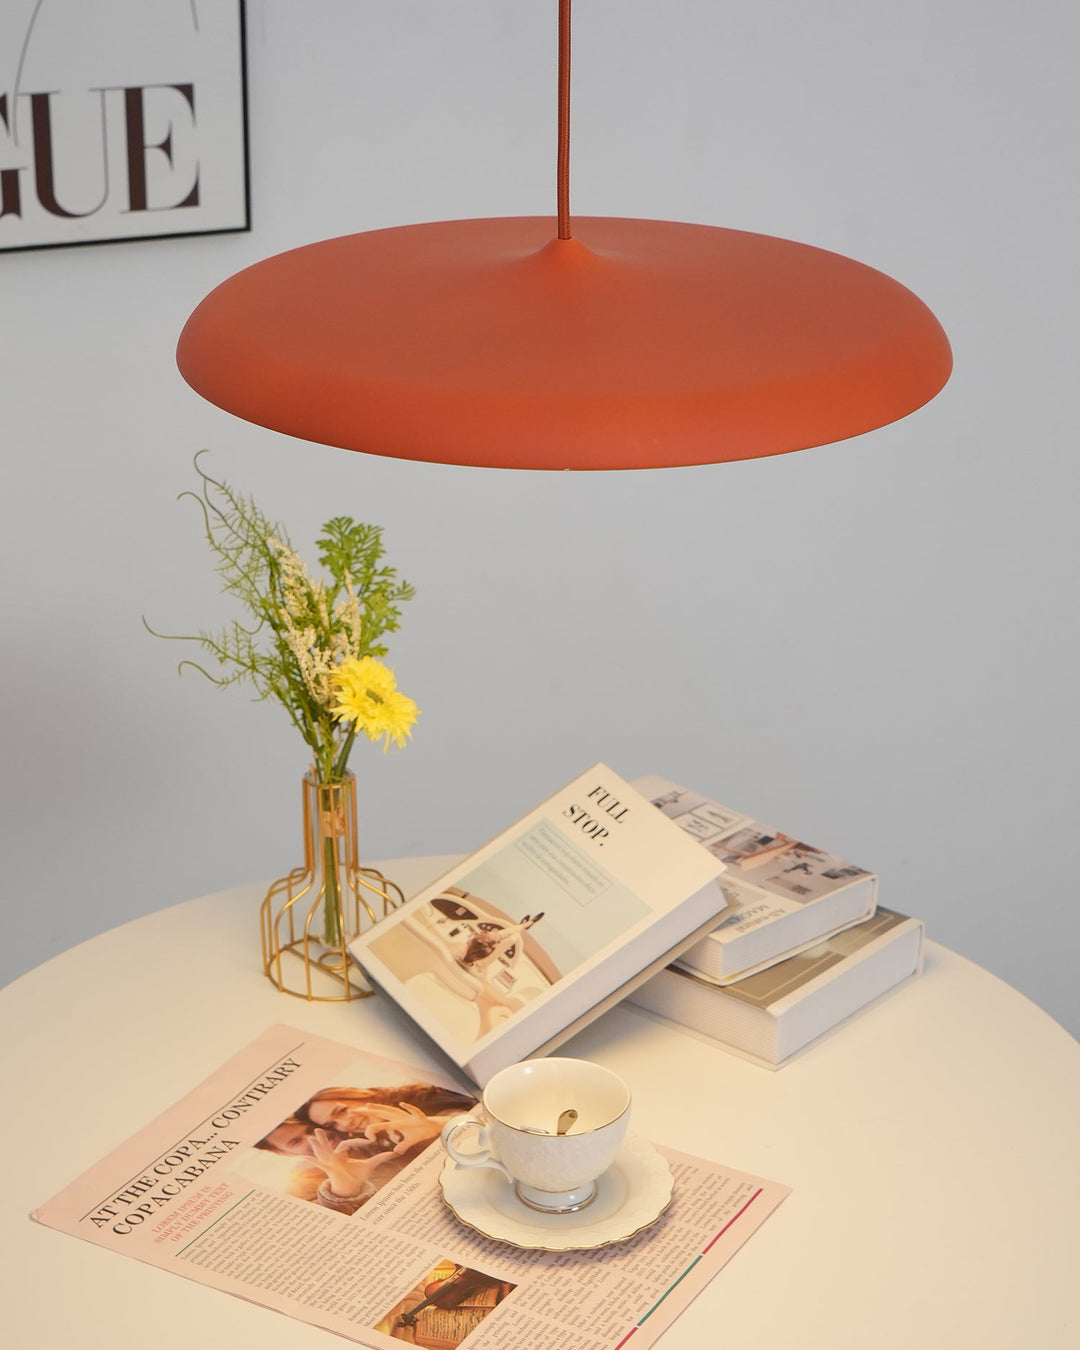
[{"xmin": 177, "ymin": 2, "xmax": 951, "ymax": 471}]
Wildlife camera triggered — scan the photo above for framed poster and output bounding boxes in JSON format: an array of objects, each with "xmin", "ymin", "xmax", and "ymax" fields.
[{"xmin": 1, "ymin": 0, "xmax": 249, "ymax": 252}]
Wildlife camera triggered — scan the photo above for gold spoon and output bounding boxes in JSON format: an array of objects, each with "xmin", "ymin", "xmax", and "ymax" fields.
[{"xmin": 556, "ymin": 1108, "xmax": 578, "ymax": 1136}]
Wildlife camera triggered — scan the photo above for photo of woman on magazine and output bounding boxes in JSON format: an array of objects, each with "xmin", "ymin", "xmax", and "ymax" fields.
[{"xmin": 247, "ymin": 1081, "xmax": 476, "ymax": 1215}]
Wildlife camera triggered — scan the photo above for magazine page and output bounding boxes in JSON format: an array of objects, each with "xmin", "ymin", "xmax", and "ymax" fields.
[
  {"xmin": 33, "ymin": 1025, "xmax": 789, "ymax": 1350},
  {"xmin": 351, "ymin": 765, "xmax": 725, "ymax": 1073}
]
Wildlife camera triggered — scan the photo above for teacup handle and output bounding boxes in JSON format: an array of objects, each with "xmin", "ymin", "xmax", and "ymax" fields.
[{"xmin": 440, "ymin": 1114, "xmax": 513, "ymax": 1180}]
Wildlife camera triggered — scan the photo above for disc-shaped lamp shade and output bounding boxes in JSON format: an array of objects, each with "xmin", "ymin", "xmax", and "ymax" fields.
[{"xmin": 176, "ymin": 215, "xmax": 951, "ymax": 471}]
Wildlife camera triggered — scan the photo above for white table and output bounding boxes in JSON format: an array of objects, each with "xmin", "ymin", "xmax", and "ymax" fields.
[{"xmin": 4, "ymin": 857, "xmax": 1078, "ymax": 1348}]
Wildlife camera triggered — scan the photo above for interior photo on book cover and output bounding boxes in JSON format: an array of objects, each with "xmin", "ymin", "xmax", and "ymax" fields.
[
  {"xmin": 717, "ymin": 839, "xmax": 871, "ymax": 905},
  {"xmin": 365, "ymin": 820, "xmax": 650, "ymax": 1048},
  {"xmin": 641, "ymin": 776, "xmax": 872, "ymax": 909}
]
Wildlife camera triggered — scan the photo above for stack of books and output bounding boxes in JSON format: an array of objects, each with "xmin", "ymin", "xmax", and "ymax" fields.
[
  {"xmin": 625, "ymin": 775, "xmax": 925, "ymax": 1067},
  {"xmin": 346, "ymin": 762, "xmax": 922, "ymax": 1085}
]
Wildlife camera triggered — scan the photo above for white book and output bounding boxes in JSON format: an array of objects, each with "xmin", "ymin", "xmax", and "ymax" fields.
[
  {"xmin": 628, "ymin": 908, "xmax": 925, "ymax": 1067},
  {"xmin": 350, "ymin": 764, "xmax": 732, "ymax": 1084},
  {"xmin": 635, "ymin": 775, "xmax": 878, "ymax": 983}
]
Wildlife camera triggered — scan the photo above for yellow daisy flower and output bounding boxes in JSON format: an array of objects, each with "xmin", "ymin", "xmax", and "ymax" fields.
[{"xmin": 329, "ymin": 656, "xmax": 419, "ymax": 751}]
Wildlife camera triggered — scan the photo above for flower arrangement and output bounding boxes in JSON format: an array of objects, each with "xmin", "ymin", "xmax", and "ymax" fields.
[
  {"xmin": 151, "ymin": 453, "xmax": 418, "ymax": 783},
  {"xmin": 149, "ymin": 455, "xmax": 418, "ymax": 959}
]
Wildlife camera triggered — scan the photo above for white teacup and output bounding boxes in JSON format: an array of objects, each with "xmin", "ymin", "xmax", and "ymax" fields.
[{"xmin": 441, "ymin": 1057, "xmax": 631, "ymax": 1213}]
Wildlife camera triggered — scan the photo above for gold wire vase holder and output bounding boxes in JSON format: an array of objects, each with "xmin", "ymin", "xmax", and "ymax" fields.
[{"xmin": 260, "ymin": 771, "xmax": 403, "ymax": 1001}]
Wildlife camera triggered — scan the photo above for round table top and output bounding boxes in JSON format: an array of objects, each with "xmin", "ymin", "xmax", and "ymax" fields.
[{"xmin": 3, "ymin": 857, "xmax": 1078, "ymax": 1348}]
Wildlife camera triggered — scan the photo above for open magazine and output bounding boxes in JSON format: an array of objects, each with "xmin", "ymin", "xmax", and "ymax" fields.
[{"xmin": 33, "ymin": 1025, "xmax": 789, "ymax": 1350}]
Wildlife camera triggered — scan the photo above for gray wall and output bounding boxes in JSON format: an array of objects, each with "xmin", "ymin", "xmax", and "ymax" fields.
[{"xmin": 3, "ymin": 1, "xmax": 1078, "ymax": 1036}]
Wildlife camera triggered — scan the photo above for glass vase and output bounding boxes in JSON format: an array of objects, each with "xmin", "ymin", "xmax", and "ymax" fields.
[{"xmin": 260, "ymin": 771, "xmax": 403, "ymax": 1001}]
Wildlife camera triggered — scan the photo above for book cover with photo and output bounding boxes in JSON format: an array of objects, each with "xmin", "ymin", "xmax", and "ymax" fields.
[
  {"xmin": 628, "ymin": 908, "xmax": 925, "ymax": 1067},
  {"xmin": 635, "ymin": 775, "xmax": 879, "ymax": 984},
  {"xmin": 350, "ymin": 764, "xmax": 732, "ymax": 1084}
]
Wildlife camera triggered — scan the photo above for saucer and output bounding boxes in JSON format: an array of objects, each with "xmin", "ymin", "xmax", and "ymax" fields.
[{"xmin": 438, "ymin": 1134, "xmax": 674, "ymax": 1251}]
